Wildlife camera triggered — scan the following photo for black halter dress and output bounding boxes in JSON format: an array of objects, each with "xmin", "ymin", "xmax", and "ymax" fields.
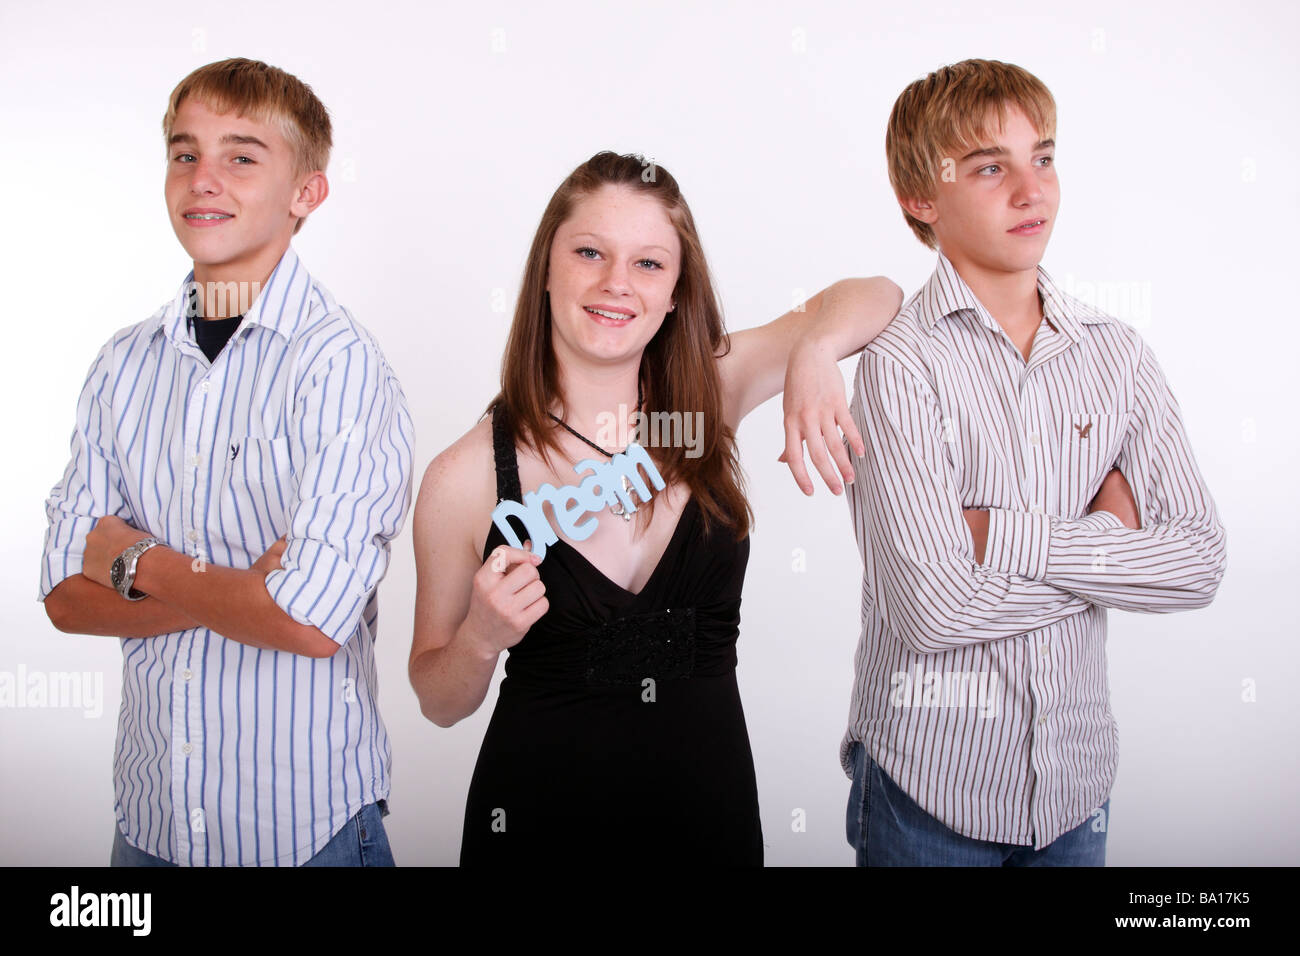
[{"xmin": 459, "ymin": 408, "xmax": 764, "ymax": 865}]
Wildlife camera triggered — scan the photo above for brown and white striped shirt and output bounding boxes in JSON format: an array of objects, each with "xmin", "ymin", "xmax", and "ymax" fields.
[{"xmin": 842, "ymin": 252, "xmax": 1227, "ymax": 849}]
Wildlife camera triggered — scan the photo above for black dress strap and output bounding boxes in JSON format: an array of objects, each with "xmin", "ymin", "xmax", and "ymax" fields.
[{"xmin": 490, "ymin": 405, "xmax": 523, "ymax": 503}]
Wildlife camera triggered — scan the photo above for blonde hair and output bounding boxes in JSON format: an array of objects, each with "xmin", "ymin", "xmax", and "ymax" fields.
[
  {"xmin": 886, "ymin": 59, "xmax": 1056, "ymax": 249},
  {"xmin": 162, "ymin": 58, "xmax": 332, "ymax": 235}
]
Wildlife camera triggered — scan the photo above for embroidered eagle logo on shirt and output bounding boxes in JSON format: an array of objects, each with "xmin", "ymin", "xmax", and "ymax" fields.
[{"xmin": 1074, "ymin": 423, "xmax": 1093, "ymax": 440}]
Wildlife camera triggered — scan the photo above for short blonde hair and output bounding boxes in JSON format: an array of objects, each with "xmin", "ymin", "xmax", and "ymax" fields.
[
  {"xmin": 886, "ymin": 59, "xmax": 1056, "ymax": 249},
  {"xmin": 162, "ymin": 58, "xmax": 332, "ymax": 235}
]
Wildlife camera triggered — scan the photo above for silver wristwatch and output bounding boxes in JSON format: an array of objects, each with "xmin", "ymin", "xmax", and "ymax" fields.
[{"xmin": 110, "ymin": 537, "xmax": 163, "ymax": 601}]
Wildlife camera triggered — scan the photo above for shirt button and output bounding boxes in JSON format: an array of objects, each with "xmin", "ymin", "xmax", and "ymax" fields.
[
  {"xmin": 1031, "ymin": 506, "xmax": 1044, "ymax": 516},
  {"xmin": 1039, "ymin": 645, "xmax": 1049, "ymax": 656},
  {"xmin": 1028, "ymin": 432, "xmax": 1041, "ymax": 447},
  {"xmin": 187, "ymin": 529, "xmax": 199, "ymax": 542},
  {"xmin": 181, "ymin": 668, "xmax": 193, "ymax": 681},
  {"xmin": 200, "ymin": 380, "xmax": 211, "ymax": 393},
  {"xmin": 182, "ymin": 742, "xmax": 193, "ymax": 755},
  {"xmin": 189, "ymin": 454, "xmax": 202, "ymax": 468},
  {"xmin": 1038, "ymin": 716, "xmax": 1047, "ymax": 726}
]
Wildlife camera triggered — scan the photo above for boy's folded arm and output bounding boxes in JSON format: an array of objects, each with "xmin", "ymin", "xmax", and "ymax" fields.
[
  {"xmin": 131, "ymin": 551, "xmax": 338, "ymax": 656},
  {"xmin": 260, "ymin": 337, "xmax": 416, "ymax": 653},
  {"xmin": 852, "ymin": 348, "xmax": 1092, "ymax": 655},
  {"xmin": 980, "ymin": 342, "xmax": 1227, "ymax": 613},
  {"xmin": 43, "ymin": 573, "xmax": 201, "ymax": 638}
]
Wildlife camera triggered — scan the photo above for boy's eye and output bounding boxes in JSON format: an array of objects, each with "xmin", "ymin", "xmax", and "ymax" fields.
[
  {"xmin": 173, "ymin": 153, "xmax": 196, "ymax": 163},
  {"xmin": 233, "ymin": 155, "xmax": 255, "ymax": 165},
  {"xmin": 1035, "ymin": 155, "xmax": 1054, "ymax": 167},
  {"xmin": 977, "ymin": 163, "xmax": 1001, "ymax": 176}
]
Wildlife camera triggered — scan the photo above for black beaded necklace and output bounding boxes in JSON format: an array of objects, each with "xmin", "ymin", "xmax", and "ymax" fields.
[{"xmin": 547, "ymin": 381, "xmax": 645, "ymax": 521}]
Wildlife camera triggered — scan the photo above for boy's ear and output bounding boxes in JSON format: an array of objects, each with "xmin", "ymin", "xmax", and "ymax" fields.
[
  {"xmin": 290, "ymin": 171, "xmax": 329, "ymax": 221},
  {"xmin": 899, "ymin": 194, "xmax": 938, "ymax": 225}
]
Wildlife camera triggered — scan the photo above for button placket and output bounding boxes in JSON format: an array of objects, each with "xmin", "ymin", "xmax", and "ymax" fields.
[
  {"xmin": 1020, "ymin": 381, "xmax": 1048, "ymax": 515},
  {"xmin": 170, "ymin": 641, "xmax": 203, "ymax": 863}
]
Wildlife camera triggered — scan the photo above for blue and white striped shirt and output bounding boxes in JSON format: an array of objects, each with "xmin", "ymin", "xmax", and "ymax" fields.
[{"xmin": 38, "ymin": 246, "xmax": 415, "ymax": 865}]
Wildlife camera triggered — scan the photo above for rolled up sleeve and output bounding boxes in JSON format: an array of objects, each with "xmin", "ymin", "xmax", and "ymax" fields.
[
  {"xmin": 38, "ymin": 342, "xmax": 130, "ymax": 601},
  {"xmin": 264, "ymin": 337, "xmax": 415, "ymax": 646}
]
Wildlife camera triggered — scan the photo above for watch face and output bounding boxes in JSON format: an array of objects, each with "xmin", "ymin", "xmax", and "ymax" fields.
[{"xmin": 111, "ymin": 556, "xmax": 125, "ymax": 591}]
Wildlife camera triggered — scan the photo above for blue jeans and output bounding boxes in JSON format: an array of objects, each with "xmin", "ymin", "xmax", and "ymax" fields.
[
  {"xmin": 845, "ymin": 741, "xmax": 1107, "ymax": 866},
  {"xmin": 110, "ymin": 801, "xmax": 395, "ymax": 867}
]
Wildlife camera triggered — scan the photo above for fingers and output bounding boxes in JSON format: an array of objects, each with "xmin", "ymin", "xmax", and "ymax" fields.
[
  {"xmin": 483, "ymin": 544, "xmax": 541, "ymax": 576},
  {"xmin": 820, "ymin": 412, "xmax": 859, "ymax": 493},
  {"xmin": 804, "ymin": 417, "xmax": 844, "ymax": 495},
  {"xmin": 474, "ymin": 545, "xmax": 549, "ymax": 635},
  {"xmin": 514, "ymin": 580, "xmax": 549, "ymax": 624},
  {"xmin": 782, "ymin": 421, "xmax": 814, "ymax": 496},
  {"xmin": 478, "ymin": 545, "xmax": 545, "ymax": 604},
  {"xmin": 782, "ymin": 387, "xmax": 866, "ymax": 496},
  {"xmin": 838, "ymin": 402, "xmax": 866, "ymax": 459}
]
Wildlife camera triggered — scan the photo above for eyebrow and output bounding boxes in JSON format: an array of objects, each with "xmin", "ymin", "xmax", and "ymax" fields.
[
  {"xmin": 572, "ymin": 234, "xmax": 676, "ymax": 256},
  {"xmin": 960, "ymin": 139, "xmax": 1055, "ymax": 162},
  {"xmin": 167, "ymin": 132, "xmax": 271, "ymax": 150}
]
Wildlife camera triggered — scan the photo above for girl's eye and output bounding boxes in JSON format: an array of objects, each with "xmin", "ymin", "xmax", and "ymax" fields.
[
  {"xmin": 233, "ymin": 155, "xmax": 254, "ymax": 165},
  {"xmin": 638, "ymin": 259, "xmax": 663, "ymax": 270},
  {"xmin": 577, "ymin": 247, "xmax": 600, "ymax": 260}
]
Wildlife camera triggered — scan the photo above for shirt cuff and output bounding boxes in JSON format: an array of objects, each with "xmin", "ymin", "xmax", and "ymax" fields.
[
  {"xmin": 38, "ymin": 514, "xmax": 96, "ymax": 601},
  {"xmin": 982, "ymin": 508, "xmax": 1051, "ymax": 580},
  {"xmin": 263, "ymin": 538, "xmax": 368, "ymax": 646},
  {"xmin": 1081, "ymin": 509, "xmax": 1127, "ymax": 530}
]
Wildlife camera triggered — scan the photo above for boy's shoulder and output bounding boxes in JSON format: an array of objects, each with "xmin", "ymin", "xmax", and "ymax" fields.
[
  {"xmin": 84, "ymin": 253, "xmax": 399, "ymax": 394},
  {"xmin": 288, "ymin": 271, "xmax": 394, "ymax": 374},
  {"xmin": 856, "ymin": 287, "xmax": 943, "ymax": 384},
  {"xmin": 83, "ymin": 305, "xmax": 175, "ymax": 380},
  {"xmin": 859, "ymin": 272, "xmax": 1149, "ymax": 386},
  {"xmin": 1045, "ymin": 282, "xmax": 1151, "ymax": 372}
]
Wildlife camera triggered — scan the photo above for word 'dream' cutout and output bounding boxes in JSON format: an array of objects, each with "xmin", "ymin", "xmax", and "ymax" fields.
[{"xmin": 491, "ymin": 442, "xmax": 666, "ymax": 561}]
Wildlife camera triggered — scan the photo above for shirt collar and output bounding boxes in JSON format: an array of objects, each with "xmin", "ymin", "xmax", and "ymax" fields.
[
  {"xmin": 152, "ymin": 246, "xmax": 313, "ymax": 349},
  {"xmin": 916, "ymin": 250, "xmax": 1108, "ymax": 345}
]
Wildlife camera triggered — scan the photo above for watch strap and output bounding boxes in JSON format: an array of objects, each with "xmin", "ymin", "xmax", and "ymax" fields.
[{"xmin": 118, "ymin": 537, "xmax": 162, "ymax": 601}]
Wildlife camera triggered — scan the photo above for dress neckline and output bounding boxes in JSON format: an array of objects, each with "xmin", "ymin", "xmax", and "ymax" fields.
[
  {"xmin": 490, "ymin": 404, "xmax": 696, "ymax": 602},
  {"xmin": 552, "ymin": 496, "xmax": 698, "ymax": 601}
]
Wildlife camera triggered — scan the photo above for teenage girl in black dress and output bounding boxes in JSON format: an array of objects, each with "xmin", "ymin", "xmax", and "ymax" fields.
[{"xmin": 408, "ymin": 151, "xmax": 900, "ymax": 865}]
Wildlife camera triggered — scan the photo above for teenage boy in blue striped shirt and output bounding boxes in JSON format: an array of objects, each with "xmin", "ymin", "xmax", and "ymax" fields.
[{"xmin": 38, "ymin": 58, "xmax": 414, "ymax": 866}]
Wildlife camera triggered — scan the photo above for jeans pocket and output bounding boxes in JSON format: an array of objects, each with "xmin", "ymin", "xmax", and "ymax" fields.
[
  {"xmin": 357, "ymin": 803, "xmax": 396, "ymax": 867},
  {"xmin": 846, "ymin": 741, "xmax": 870, "ymax": 861},
  {"xmin": 859, "ymin": 752, "xmax": 872, "ymax": 866}
]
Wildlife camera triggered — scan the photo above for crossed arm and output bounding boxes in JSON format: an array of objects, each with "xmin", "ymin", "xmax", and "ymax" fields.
[
  {"xmin": 967, "ymin": 341, "xmax": 1226, "ymax": 614},
  {"xmin": 850, "ymin": 341, "xmax": 1226, "ymax": 655},
  {"xmin": 44, "ymin": 526, "xmax": 337, "ymax": 656},
  {"xmin": 40, "ymin": 337, "xmax": 414, "ymax": 658}
]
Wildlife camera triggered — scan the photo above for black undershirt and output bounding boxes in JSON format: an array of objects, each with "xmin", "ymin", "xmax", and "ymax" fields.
[{"xmin": 188, "ymin": 312, "xmax": 244, "ymax": 362}]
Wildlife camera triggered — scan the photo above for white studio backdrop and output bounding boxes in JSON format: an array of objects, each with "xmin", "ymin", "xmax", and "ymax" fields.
[{"xmin": 1, "ymin": 0, "xmax": 1295, "ymax": 866}]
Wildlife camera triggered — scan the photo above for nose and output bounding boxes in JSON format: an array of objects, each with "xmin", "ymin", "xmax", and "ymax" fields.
[
  {"xmin": 601, "ymin": 257, "xmax": 632, "ymax": 296},
  {"xmin": 187, "ymin": 155, "xmax": 221, "ymax": 196},
  {"xmin": 1010, "ymin": 164, "xmax": 1044, "ymax": 206}
]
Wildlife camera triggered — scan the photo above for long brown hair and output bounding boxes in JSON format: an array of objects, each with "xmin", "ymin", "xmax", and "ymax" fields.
[{"xmin": 486, "ymin": 150, "xmax": 751, "ymax": 540}]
